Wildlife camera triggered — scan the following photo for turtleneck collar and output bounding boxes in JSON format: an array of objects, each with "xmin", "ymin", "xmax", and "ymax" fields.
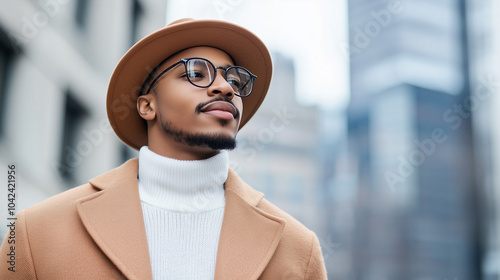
[{"xmin": 137, "ymin": 146, "xmax": 228, "ymax": 212}]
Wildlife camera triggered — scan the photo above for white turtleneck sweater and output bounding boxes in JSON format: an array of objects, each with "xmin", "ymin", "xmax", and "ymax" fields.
[{"xmin": 137, "ymin": 146, "xmax": 228, "ymax": 280}]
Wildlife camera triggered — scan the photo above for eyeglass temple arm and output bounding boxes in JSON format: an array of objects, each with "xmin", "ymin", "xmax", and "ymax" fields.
[{"xmin": 144, "ymin": 60, "xmax": 185, "ymax": 95}]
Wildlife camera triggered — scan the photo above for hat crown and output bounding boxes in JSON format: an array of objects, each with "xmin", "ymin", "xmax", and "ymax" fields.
[{"xmin": 168, "ymin": 18, "xmax": 194, "ymax": 26}]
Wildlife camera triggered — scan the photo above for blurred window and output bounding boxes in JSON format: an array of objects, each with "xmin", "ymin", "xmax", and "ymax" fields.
[
  {"xmin": 59, "ymin": 91, "xmax": 88, "ymax": 183},
  {"xmin": 0, "ymin": 28, "xmax": 16, "ymax": 136},
  {"xmin": 75, "ymin": 0, "xmax": 90, "ymax": 29},
  {"xmin": 130, "ymin": 0, "xmax": 144, "ymax": 46}
]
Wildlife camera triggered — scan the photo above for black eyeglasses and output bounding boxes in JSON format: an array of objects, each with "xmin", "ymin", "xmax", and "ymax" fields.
[{"xmin": 143, "ymin": 57, "xmax": 257, "ymax": 97}]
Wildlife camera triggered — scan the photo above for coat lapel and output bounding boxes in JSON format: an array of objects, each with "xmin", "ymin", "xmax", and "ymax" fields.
[
  {"xmin": 74, "ymin": 159, "xmax": 285, "ymax": 280},
  {"xmin": 214, "ymin": 169, "xmax": 286, "ymax": 280},
  {"xmin": 76, "ymin": 159, "xmax": 152, "ymax": 280}
]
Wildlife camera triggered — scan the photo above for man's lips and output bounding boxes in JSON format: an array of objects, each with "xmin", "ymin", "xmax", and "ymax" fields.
[{"xmin": 200, "ymin": 101, "xmax": 238, "ymax": 120}]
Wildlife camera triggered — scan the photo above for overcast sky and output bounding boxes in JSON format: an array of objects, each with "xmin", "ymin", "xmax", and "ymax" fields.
[{"xmin": 166, "ymin": 0, "xmax": 350, "ymax": 110}]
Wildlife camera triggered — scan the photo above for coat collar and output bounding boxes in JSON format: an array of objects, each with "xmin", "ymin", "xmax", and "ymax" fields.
[{"xmin": 76, "ymin": 158, "xmax": 286, "ymax": 280}]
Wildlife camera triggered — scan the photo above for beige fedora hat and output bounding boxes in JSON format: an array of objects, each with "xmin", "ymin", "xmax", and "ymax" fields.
[{"xmin": 106, "ymin": 18, "xmax": 273, "ymax": 150}]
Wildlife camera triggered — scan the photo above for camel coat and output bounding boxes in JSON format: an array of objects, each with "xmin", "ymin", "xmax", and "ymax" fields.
[{"xmin": 1, "ymin": 158, "xmax": 327, "ymax": 279}]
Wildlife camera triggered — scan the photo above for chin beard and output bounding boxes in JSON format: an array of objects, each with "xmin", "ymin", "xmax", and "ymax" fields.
[{"xmin": 160, "ymin": 120, "xmax": 237, "ymax": 150}]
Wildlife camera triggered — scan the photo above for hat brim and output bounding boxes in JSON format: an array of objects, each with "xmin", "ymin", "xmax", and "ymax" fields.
[{"xmin": 106, "ymin": 19, "xmax": 272, "ymax": 150}]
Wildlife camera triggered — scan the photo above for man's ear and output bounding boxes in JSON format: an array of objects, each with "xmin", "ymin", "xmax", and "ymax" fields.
[{"xmin": 137, "ymin": 94, "xmax": 156, "ymax": 121}]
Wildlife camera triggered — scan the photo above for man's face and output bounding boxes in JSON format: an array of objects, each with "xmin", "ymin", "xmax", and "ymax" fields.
[{"xmin": 142, "ymin": 46, "xmax": 244, "ymax": 154}]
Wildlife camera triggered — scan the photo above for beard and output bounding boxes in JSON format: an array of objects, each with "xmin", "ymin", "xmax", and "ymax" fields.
[{"xmin": 159, "ymin": 120, "xmax": 237, "ymax": 150}]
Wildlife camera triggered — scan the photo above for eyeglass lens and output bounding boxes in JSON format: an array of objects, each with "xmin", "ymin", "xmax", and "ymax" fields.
[
  {"xmin": 185, "ymin": 59, "xmax": 214, "ymax": 87},
  {"xmin": 225, "ymin": 67, "xmax": 252, "ymax": 97},
  {"xmin": 185, "ymin": 58, "xmax": 254, "ymax": 97}
]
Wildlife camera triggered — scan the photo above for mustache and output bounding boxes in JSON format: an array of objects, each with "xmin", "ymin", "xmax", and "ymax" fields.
[{"xmin": 195, "ymin": 97, "xmax": 240, "ymax": 119}]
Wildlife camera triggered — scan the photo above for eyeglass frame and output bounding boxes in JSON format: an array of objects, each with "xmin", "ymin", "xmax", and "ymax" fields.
[{"xmin": 141, "ymin": 57, "xmax": 257, "ymax": 97}]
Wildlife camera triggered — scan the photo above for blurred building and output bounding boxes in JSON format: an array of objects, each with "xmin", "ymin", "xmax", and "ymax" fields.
[
  {"xmin": 229, "ymin": 52, "xmax": 326, "ymax": 235},
  {"xmin": 0, "ymin": 0, "xmax": 166, "ymax": 238},
  {"xmin": 319, "ymin": 108, "xmax": 359, "ymax": 277},
  {"xmin": 467, "ymin": 0, "xmax": 500, "ymax": 278},
  {"xmin": 344, "ymin": 0, "xmax": 481, "ymax": 279}
]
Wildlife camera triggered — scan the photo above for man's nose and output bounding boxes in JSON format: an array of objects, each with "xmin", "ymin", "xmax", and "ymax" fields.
[{"xmin": 207, "ymin": 71, "xmax": 235, "ymax": 99}]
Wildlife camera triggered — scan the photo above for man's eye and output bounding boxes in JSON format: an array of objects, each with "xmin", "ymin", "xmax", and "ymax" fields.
[
  {"xmin": 184, "ymin": 71, "xmax": 205, "ymax": 79},
  {"xmin": 184, "ymin": 71, "xmax": 205, "ymax": 80},
  {"xmin": 228, "ymin": 79, "xmax": 241, "ymax": 88}
]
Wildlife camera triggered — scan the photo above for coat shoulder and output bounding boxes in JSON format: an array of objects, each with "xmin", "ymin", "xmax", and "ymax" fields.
[
  {"xmin": 256, "ymin": 198, "xmax": 327, "ymax": 279},
  {"xmin": 256, "ymin": 197, "xmax": 318, "ymax": 259},
  {"xmin": 256, "ymin": 197, "xmax": 315, "ymax": 241}
]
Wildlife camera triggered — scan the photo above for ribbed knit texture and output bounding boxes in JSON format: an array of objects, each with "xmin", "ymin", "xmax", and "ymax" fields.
[{"xmin": 138, "ymin": 146, "xmax": 228, "ymax": 280}]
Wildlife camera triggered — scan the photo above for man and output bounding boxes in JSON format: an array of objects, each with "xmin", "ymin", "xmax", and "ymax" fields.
[{"xmin": 1, "ymin": 18, "xmax": 327, "ymax": 279}]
